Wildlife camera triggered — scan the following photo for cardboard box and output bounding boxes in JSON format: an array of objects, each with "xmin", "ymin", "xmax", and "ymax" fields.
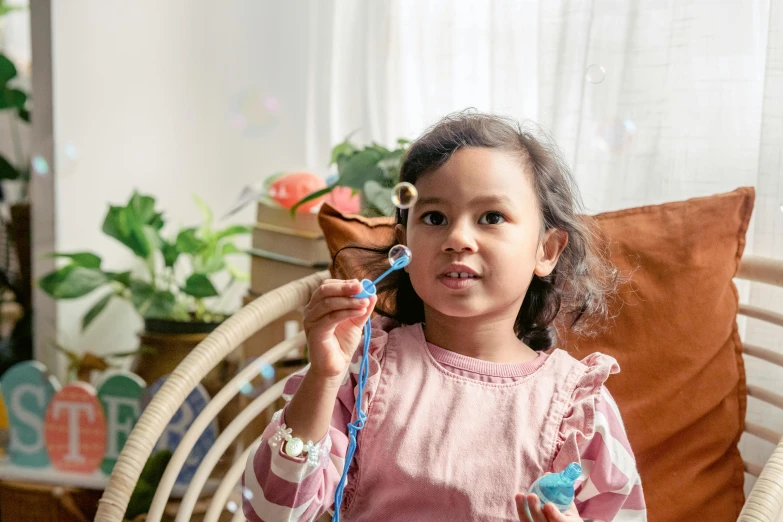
[
  {"xmin": 256, "ymin": 201, "xmax": 323, "ymax": 236},
  {"xmin": 252, "ymin": 226, "xmax": 331, "ymax": 265},
  {"xmin": 250, "ymin": 249, "xmax": 328, "ymax": 295}
]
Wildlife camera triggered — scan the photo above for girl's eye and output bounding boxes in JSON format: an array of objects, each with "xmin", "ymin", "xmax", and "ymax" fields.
[
  {"xmin": 421, "ymin": 211, "xmax": 446, "ymax": 226},
  {"xmin": 479, "ymin": 212, "xmax": 506, "ymax": 225}
]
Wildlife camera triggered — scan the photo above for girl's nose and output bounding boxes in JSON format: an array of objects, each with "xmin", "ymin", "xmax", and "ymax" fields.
[{"xmin": 442, "ymin": 220, "xmax": 478, "ymax": 253}]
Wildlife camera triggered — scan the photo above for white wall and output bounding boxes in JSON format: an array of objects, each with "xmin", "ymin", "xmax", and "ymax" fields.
[{"xmin": 51, "ymin": 1, "xmax": 321, "ymax": 366}]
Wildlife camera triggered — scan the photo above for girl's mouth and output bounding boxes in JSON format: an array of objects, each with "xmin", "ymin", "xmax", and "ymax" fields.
[{"xmin": 439, "ymin": 273, "xmax": 480, "ymax": 290}]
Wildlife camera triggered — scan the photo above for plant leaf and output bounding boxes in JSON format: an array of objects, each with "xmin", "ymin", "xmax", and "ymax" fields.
[
  {"xmin": 17, "ymin": 106, "xmax": 30, "ymax": 123},
  {"xmin": 129, "ymin": 279, "xmax": 155, "ymax": 310},
  {"xmin": 0, "ymin": 54, "xmax": 17, "ymax": 87},
  {"xmin": 49, "ymin": 252, "xmax": 102, "ymax": 269},
  {"xmin": 221, "ymin": 242, "xmax": 243, "ymax": 255},
  {"xmin": 182, "ymin": 273, "xmax": 218, "ymax": 298},
  {"xmin": 290, "ymin": 184, "xmax": 336, "ymax": 215},
  {"xmin": 0, "ymin": 154, "xmax": 19, "ymax": 180},
  {"xmin": 337, "ymin": 149, "xmax": 385, "ymax": 189},
  {"xmin": 82, "ymin": 292, "xmax": 113, "ymax": 331},
  {"xmin": 0, "ymin": 88, "xmax": 26, "ymax": 110},
  {"xmin": 102, "ymin": 205, "xmax": 152, "ymax": 258},
  {"xmin": 160, "ymin": 240, "xmax": 179, "ymax": 267},
  {"xmin": 146, "ymin": 290, "xmax": 176, "ymax": 318},
  {"xmin": 175, "ymin": 228, "xmax": 204, "ymax": 254},
  {"xmin": 38, "ymin": 265, "xmax": 107, "ymax": 299},
  {"xmin": 105, "ymin": 271, "xmax": 132, "ymax": 287},
  {"xmin": 193, "ymin": 194, "xmax": 213, "ymax": 229},
  {"xmin": 216, "ymin": 224, "xmax": 251, "ymax": 241},
  {"xmin": 227, "ymin": 263, "xmax": 250, "ymax": 283}
]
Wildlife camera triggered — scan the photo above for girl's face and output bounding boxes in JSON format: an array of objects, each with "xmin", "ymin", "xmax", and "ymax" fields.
[{"xmin": 397, "ymin": 147, "xmax": 564, "ymax": 323}]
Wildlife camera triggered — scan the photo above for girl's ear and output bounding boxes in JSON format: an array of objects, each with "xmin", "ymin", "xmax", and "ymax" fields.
[
  {"xmin": 534, "ymin": 229, "xmax": 568, "ymax": 277},
  {"xmin": 394, "ymin": 224, "xmax": 407, "ymax": 246},
  {"xmin": 394, "ymin": 224, "xmax": 409, "ymax": 272}
]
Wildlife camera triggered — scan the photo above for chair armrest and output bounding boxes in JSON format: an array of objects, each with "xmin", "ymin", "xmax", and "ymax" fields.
[{"xmin": 739, "ymin": 437, "xmax": 783, "ymax": 521}]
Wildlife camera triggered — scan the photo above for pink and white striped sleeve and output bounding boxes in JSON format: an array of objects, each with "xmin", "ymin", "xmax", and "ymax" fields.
[
  {"xmin": 242, "ymin": 317, "xmax": 393, "ymax": 522},
  {"xmin": 554, "ymin": 355, "xmax": 647, "ymax": 521}
]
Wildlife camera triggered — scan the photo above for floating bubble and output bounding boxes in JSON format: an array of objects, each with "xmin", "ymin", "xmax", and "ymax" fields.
[
  {"xmin": 391, "ymin": 182, "xmax": 418, "ymax": 209},
  {"xmin": 585, "ymin": 64, "xmax": 606, "ymax": 84},
  {"xmin": 243, "ymin": 488, "xmax": 254, "ymax": 501},
  {"xmin": 31, "ymin": 155, "xmax": 49, "ymax": 175},
  {"xmin": 595, "ymin": 118, "xmax": 637, "ymax": 153},
  {"xmin": 226, "ymin": 500, "xmax": 238, "ymax": 513},
  {"xmin": 228, "ymin": 89, "xmax": 281, "ymax": 136},
  {"xmin": 63, "ymin": 143, "xmax": 79, "ymax": 161},
  {"xmin": 388, "ymin": 244, "xmax": 412, "ymax": 268},
  {"xmin": 237, "ymin": 359, "xmax": 275, "ymax": 398}
]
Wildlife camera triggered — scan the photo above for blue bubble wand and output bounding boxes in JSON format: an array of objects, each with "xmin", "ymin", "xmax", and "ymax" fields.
[{"xmin": 331, "ymin": 249, "xmax": 411, "ymax": 521}]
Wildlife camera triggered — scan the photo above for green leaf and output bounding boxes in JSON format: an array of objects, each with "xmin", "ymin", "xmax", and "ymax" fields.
[
  {"xmin": 329, "ymin": 137, "xmax": 358, "ymax": 166},
  {"xmin": 0, "ymin": 88, "xmax": 26, "ymax": 110},
  {"xmin": 38, "ymin": 265, "xmax": 107, "ymax": 299},
  {"xmin": 337, "ymin": 149, "xmax": 385, "ymax": 189},
  {"xmin": 363, "ymin": 180, "xmax": 395, "ymax": 216},
  {"xmin": 105, "ymin": 271, "xmax": 132, "ymax": 287},
  {"xmin": 396, "ymin": 137, "xmax": 410, "ymax": 147},
  {"xmin": 146, "ymin": 291, "xmax": 176, "ymax": 318},
  {"xmin": 102, "ymin": 205, "xmax": 152, "ymax": 258},
  {"xmin": 290, "ymin": 184, "xmax": 337, "ymax": 215},
  {"xmin": 17, "ymin": 106, "xmax": 30, "ymax": 123},
  {"xmin": 182, "ymin": 273, "xmax": 218, "ymax": 298},
  {"xmin": 49, "ymin": 252, "xmax": 102, "ymax": 269},
  {"xmin": 201, "ymin": 253, "xmax": 225, "ymax": 274},
  {"xmin": 129, "ymin": 192, "xmax": 163, "ymax": 229},
  {"xmin": 175, "ymin": 228, "xmax": 204, "ymax": 254},
  {"xmin": 161, "ymin": 240, "xmax": 179, "ymax": 267},
  {"xmin": 193, "ymin": 194, "xmax": 213, "ymax": 229},
  {"xmin": 221, "ymin": 242, "xmax": 243, "ymax": 255},
  {"xmin": 0, "ymin": 54, "xmax": 17, "ymax": 87},
  {"xmin": 227, "ymin": 263, "xmax": 250, "ymax": 283},
  {"xmin": 82, "ymin": 292, "xmax": 113, "ymax": 331},
  {"xmin": 129, "ymin": 279, "xmax": 155, "ymax": 310},
  {"xmin": 215, "ymin": 224, "xmax": 251, "ymax": 241},
  {"xmin": 0, "ymin": 154, "xmax": 20, "ymax": 180}
]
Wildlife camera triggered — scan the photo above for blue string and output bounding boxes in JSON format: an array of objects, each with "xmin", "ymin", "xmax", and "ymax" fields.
[
  {"xmin": 332, "ymin": 318, "xmax": 372, "ymax": 521},
  {"xmin": 331, "ymin": 254, "xmax": 409, "ymax": 520}
]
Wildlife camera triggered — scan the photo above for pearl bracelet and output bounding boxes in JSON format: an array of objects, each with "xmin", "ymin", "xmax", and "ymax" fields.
[{"xmin": 269, "ymin": 410, "xmax": 330, "ymax": 467}]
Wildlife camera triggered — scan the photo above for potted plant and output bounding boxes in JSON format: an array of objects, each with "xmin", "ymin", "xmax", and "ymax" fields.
[
  {"xmin": 0, "ymin": 7, "xmax": 35, "ymax": 375},
  {"xmin": 38, "ymin": 191, "xmax": 251, "ymax": 389},
  {"xmin": 291, "ymin": 135, "xmax": 410, "ymax": 217}
]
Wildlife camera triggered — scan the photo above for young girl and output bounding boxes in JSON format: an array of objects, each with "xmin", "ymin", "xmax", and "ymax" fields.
[{"xmin": 243, "ymin": 112, "xmax": 646, "ymax": 522}]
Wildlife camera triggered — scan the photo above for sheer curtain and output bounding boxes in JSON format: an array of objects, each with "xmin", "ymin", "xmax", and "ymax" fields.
[{"xmin": 304, "ymin": 0, "xmax": 782, "ymax": 493}]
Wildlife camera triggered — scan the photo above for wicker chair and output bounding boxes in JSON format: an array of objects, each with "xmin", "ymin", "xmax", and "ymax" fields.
[{"xmin": 94, "ymin": 255, "xmax": 783, "ymax": 522}]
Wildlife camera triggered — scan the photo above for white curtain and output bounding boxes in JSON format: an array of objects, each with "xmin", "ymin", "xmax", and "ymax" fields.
[{"xmin": 304, "ymin": 0, "xmax": 782, "ymax": 494}]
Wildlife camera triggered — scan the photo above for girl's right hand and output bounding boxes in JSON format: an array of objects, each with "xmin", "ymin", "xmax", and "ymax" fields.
[{"xmin": 303, "ymin": 279, "xmax": 377, "ymax": 384}]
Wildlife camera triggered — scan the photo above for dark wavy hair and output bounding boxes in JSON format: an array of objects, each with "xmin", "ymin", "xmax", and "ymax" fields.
[{"xmin": 332, "ymin": 111, "xmax": 619, "ymax": 351}]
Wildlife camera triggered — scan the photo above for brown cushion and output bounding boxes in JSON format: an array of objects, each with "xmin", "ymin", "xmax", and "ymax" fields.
[{"xmin": 317, "ymin": 187, "xmax": 755, "ymax": 522}]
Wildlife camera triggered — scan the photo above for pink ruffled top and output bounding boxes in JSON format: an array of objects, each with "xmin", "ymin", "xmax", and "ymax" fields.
[{"xmin": 244, "ymin": 317, "xmax": 646, "ymax": 522}]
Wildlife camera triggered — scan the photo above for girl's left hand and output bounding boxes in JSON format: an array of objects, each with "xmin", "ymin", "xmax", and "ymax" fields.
[{"xmin": 515, "ymin": 493, "xmax": 583, "ymax": 522}]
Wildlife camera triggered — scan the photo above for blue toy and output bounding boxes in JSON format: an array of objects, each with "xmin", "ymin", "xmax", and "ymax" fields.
[{"xmin": 331, "ymin": 247, "xmax": 411, "ymax": 521}]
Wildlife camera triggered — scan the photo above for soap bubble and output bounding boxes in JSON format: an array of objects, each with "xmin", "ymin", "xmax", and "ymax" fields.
[
  {"xmin": 226, "ymin": 500, "xmax": 238, "ymax": 513},
  {"xmin": 63, "ymin": 143, "xmax": 79, "ymax": 161},
  {"xmin": 243, "ymin": 488, "xmax": 254, "ymax": 501},
  {"xmin": 595, "ymin": 118, "xmax": 637, "ymax": 153},
  {"xmin": 228, "ymin": 89, "xmax": 280, "ymax": 137},
  {"xmin": 388, "ymin": 244, "xmax": 412, "ymax": 268},
  {"xmin": 237, "ymin": 359, "xmax": 275, "ymax": 398},
  {"xmin": 391, "ymin": 182, "xmax": 418, "ymax": 209},
  {"xmin": 585, "ymin": 64, "xmax": 606, "ymax": 84},
  {"xmin": 31, "ymin": 155, "xmax": 49, "ymax": 175}
]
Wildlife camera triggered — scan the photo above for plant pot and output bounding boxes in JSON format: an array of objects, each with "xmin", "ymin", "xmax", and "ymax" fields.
[{"xmin": 132, "ymin": 318, "xmax": 240, "ymax": 432}]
